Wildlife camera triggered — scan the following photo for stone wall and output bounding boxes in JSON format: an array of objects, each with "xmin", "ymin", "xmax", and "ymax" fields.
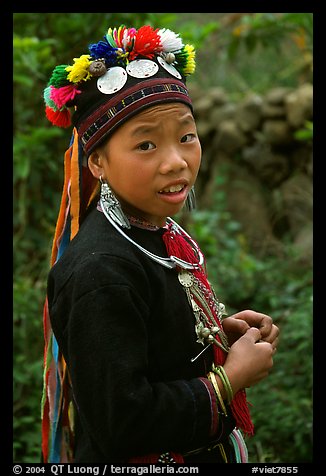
[{"xmin": 189, "ymin": 82, "xmax": 313, "ymax": 264}]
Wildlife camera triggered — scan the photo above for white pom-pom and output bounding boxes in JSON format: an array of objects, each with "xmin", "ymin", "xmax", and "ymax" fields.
[{"xmin": 158, "ymin": 28, "xmax": 184, "ymax": 52}]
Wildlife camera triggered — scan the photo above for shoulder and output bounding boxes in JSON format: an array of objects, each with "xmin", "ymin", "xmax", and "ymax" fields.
[{"xmin": 47, "ymin": 208, "xmax": 161, "ymax": 305}]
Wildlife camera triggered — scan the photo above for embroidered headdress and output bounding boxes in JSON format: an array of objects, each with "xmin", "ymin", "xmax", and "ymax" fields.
[
  {"xmin": 41, "ymin": 24, "xmax": 196, "ymax": 464},
  {"xmin": 44, "ymin": 25, "xmax": 195, "ymax": 155}
]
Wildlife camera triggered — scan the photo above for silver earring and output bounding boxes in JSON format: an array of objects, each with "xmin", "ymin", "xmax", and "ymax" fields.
[
  {"xmin": 99, "ymin": 176, "xmax": 130, "ymax": 229},
  {"xmin": 185, "ymin": 186, "xmax": 196, "ymax": 212}
]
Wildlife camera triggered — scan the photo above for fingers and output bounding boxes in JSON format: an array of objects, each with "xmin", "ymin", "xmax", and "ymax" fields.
[
  {"xmin": 230, "ymin": 310, "xmax": 279, "ymax": 343},
  {"xmin": 242, "ymin": 327, "xmax": 276, "ymax": 357},
  {"xmin": 262, "ymin": 324, "xmax": 280, "ymax": 345},
  {"xmin": 243, "ymin": 326, "xmax": 262, "ymax": 343},
  {"xmin": 222, "ymin": 316, "xmax": 250, "ymax": 335}
]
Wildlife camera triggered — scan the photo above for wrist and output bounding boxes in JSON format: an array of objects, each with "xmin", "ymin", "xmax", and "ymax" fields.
[{"xmin": 212, "ymin": 364, "xmax": 234, "ymax": 404}]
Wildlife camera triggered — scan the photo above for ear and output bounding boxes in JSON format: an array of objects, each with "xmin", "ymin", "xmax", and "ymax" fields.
[{"xmin": 87, "ymin": 150, "xmax": 104, "ymax": 180}]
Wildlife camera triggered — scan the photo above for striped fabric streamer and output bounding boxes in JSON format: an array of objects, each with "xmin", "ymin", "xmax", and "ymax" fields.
[
  {"xmin": 229, "ymin": 428, "xmax": 249, "ymax": 463},
  {"xmin": 41, "ymin": 128, "xmax": 91, "ymax": 463}
]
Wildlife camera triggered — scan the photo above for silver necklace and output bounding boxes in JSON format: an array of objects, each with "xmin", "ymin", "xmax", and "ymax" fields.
[{"xmin": 100, "ymin": 199, "xmax": 204, "ymax": 270}]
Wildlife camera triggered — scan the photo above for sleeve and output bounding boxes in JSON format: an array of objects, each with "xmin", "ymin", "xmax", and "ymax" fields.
[{"xmin": 50, "ymin": 255, "xmax": 225, "ymax": 460}]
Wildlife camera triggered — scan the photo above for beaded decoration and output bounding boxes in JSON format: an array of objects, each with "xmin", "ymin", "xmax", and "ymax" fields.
[{"xmin": 44, "ymin": 26, "xmax": 196, "ymax": 128}]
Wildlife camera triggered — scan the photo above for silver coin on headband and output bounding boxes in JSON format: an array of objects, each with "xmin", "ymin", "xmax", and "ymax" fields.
[
  {"xmin": 97, "ymin": 66, "xmax": 128, "ymax": 94},
  {"xmin": 126, "ymin": 59, "xmax": 159, "ymax": 78},
  {"xmin": 157, "ymin": 56, "xmax": 182, "ymax": 79}
]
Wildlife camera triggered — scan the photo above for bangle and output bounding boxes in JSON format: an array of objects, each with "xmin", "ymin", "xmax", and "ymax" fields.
[
  {"xmin": 208, "ymin": 371, "xmax": 228, "ymax": 415},
  {"xmin": 212, "ymin": 365, "xmax": 233, "ymax": 404}
]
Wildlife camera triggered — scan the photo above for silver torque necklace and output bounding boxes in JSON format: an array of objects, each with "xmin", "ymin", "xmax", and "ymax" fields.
[{"xmin": 100, "ymin": 199, "xmax": 204, "ymax": 270}]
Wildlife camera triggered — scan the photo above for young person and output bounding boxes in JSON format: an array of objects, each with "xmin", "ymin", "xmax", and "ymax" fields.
[{"xmin": 41, "ymin": 24, "xmax": 279, "ymax": 464}]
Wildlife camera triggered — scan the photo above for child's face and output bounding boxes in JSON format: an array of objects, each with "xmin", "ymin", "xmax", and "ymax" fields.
[{"xmin": 96, "ymin": 103, "xmax": 201, "ymax": 226}]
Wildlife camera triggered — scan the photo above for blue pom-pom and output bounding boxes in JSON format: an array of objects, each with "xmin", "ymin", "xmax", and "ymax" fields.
[{"xmin": 88, "ymin": 39, "xmax": 118, "ymax": 67}]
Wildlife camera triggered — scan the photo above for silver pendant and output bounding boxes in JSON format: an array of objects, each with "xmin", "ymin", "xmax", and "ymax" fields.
[
  {"xmin": 178, "ymin": 270, "xmax": 194, "ymax": 287},
  {"xmin": 100, "ymin": 181, "xmax": 130, "ymax": 229}
]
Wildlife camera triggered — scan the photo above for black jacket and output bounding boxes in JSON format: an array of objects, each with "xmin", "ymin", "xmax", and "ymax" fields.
[{"xmin": 47, "ymin": 206, "xmax": 236, "ymax": 463}]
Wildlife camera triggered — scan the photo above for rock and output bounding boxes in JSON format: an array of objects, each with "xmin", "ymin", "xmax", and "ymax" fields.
[
  {"xmin": 278, "ymin": 173, "xmax": 313, "ymax": 236},
  {"xmin": 285, "ymin": 83, "xmax": 313, "ymax": 128},
  {"xmin": 265, "ymin": 87, "xmax": 293, "ymax": 105},
  {"xmin": 261, "ymin": 103, "xmax": 286, "ymax": 119},
  {"xmin": 208, "ymin": 87, "xmax": 228, "ymax": 106},
  {"xmin": 293, "ymin": 223, "xmax": 313, "ymax": 265},
  {"xmin": 196, "ymin": 119, "xmax": 214, "ymax": 138},
  {"xmin": 214, "ymin": 120, "xmax": 248, "ymax": 154},
  {"xmin": 262, "ymin": 119, "xmax": 293, "ymax": 145},
  {"xmin": 236, "ymin": 94, "xmax": 263, "ymax": 132},
  {"xmin": 210, "ymin": 103, "xmax": 237, "ymax": 127},
  {"xmin": 242, "ymin": 143, "xmax": 290, "ymax": 187},
  {"xmin": 203, "ymin": 155, "xmax": 284, "ymax": 256}
]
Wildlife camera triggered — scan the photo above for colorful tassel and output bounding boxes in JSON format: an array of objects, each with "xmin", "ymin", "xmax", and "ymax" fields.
[
  {"xmin": 42, "ymin": 130, "xmax": 84, "ymax": 463},
  {"xmin": 48, "ymin": 65, "xmax": 70, "ymax": 88},
  {"xmin": 129, "ymin": 26, "xmax": 162, "ymax": 60},
  {"xmin": 158, "ymin": 28, "xmax": 184, "ymax": 52},
  {"xmin": 50, "ymin": 85, "xmax": 81, "ymax": 110},
  {"xmin": 45, "ymin": 106, "xmax": 71, "ymax": 128},
  {"xmin": 175, "ymin": 45, "xmax": 196, "ymax": 76},
  {"xmin": 65, "ymin": 55, "xmax": 92, "ymax": 83},
  {"xmin": 44, "ymin": 86, "xmax": 57, "ymax": 109},
  {"xmin": 163, "ymin": 223, "xmax": 255, "ymax": 437},
  {"xmin": 88, "ymin": 39, "xmax": 118, "ymax": 66}
]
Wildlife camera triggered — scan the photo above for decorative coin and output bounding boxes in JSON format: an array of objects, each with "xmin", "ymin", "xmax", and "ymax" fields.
[
  {"xmin": 178, "ymin": 271, "xmax": 193, "ymax": 288},
  {"xmin": 126, "ymin": 59, "xmax": 159, "ymax": 78},
  {"xmin": 97, "ymin": 66, "xmax": 127, "ymax": 94},
  {"xmin": 157, "ymin": 55, "xmax": 182, "ymax": 79}
]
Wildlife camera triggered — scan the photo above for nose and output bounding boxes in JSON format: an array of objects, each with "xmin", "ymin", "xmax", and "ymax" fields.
[{"xmin": 159, "ymin": 146, "xmax": 188, "ymax": 175}]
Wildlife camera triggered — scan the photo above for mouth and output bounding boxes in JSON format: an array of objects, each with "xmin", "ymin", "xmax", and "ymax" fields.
[
  {"xmin": 158, "ymin": 183, "xmax": 186, "ymax": 194},
  {"xmin": 157, "ymin": 182, "xmax": 189, "ymax": 205}
]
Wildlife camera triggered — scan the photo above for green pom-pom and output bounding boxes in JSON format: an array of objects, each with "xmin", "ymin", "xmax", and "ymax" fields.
[
  {"xmin": 43, "ymin": 85, "xmax": 57, "ymax": 109},
  {"xmin": 48, "ymin": 64, "xmax": 70, "ymax": 88},
  {"xmin": 175, "ymin": 45, "xmax": 196, "ymax": 76}
]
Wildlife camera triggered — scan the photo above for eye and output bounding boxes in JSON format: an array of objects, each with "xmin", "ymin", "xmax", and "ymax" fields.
[
  {"xmin": 138, "ymin": 141, "xmax": 156, "ymax": 151},
  {"xmin": 181, "ymin": 133, "xmax": 196, "ymax": 143}
]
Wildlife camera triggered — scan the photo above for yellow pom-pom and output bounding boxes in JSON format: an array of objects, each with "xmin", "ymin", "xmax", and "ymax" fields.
[
  {"xmin": 65, "ymin": 55, "xmax": 92, "ymax": 83},
  {"xmin": 183, "ymin": 44, "xmax": 196, "ymax": 75}
]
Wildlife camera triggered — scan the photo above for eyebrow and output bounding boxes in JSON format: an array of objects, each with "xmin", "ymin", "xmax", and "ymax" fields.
[{"xmin": 130, "ymin": 112, "xmax": 195, "ymax": 137}]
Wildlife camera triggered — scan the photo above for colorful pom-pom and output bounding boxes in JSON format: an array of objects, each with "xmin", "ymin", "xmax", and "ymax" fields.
[
  {"xmin": 106, "ymin": 26, "xmax": 136, "ymax": 51},
  {"xmin": 88, "ymin": 39, "xmax": 118, "ymax": 67},
  {"xmin": 129, "ymin": 26, "xmax": 162, "ymax": 60},
  {"xmin": 43, "ymin": 86, "xmax": 57, "ymax": 109},
  {"xmin": 50, "ymin": 84, "xmax": 81, "ymax": 109},
  {"xmin": 65, "ymin": 55, "xmax": 92, "ymax": 83},
  {"xmin": 48, "ymin": 65, "xmax": 70, "ymax": 88},
  {"xmin": 175, "ymin": 44, "xmax": 196, "ymax": 76},
  {"xmin": 45, "ymin": 106, "xmax": 71, "ymax": 128},
  {"xmin": 158, "ymin": 28, "xmax": 183, "ymax": 52}
]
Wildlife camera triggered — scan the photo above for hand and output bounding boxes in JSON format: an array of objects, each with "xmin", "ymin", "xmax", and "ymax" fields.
[
  {"xmin": 222, "ymin": 310, "xmax": 279, "ymax": 352},
  {"xmin": 223, "ymin": 327, "xmax": 274, "ymax": 393}
]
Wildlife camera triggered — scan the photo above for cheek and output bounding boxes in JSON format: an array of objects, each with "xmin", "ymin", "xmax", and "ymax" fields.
[
  {"xmin": 110, "ymin": 162, "xmax": 153, "ymax": 195},
  {"xmin": 191, "ymin": 142, "xmax": 202, "ymax": 174}
]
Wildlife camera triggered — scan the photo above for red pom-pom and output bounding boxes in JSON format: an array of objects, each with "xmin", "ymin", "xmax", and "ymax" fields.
[
  {"xmin": 129, "ymin": 25, "xmax": 162, "ymax": 60},
  {"xmin": 45, "ymin": 106, "xmax": 71, "ymax": 128}
]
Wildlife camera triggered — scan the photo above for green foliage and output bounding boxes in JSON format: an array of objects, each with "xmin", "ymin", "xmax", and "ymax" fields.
[
  {"xmin": 13, "ymin": 13, "xmax": 313, "ymax": 463},
  {"xmin": 294, "ymin": 120, "xmax": 313, "ymax": 143},
  {"xmin": 13, "ymin": 277, "xmax": 46, "ymax": 462},
  {"xmin": 227, "ymin": 13, "xmax": 313, "ymax": 57}
]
